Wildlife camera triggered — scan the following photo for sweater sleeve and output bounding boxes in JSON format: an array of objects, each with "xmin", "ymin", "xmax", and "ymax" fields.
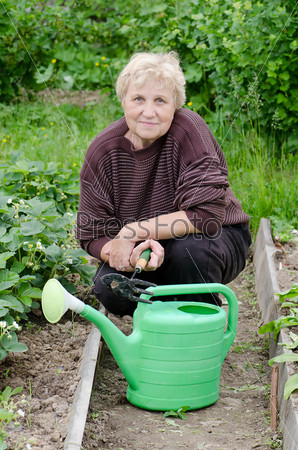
[
  {"xmin": 170, "ymin": 110, "xmax": 232, "ymax": 236},
  {"xmin": 174, "ymin": 154, "xmax": 229, "ymax": 235},
  {"xmin": 75, "ymin": 158, "xmax": 119, "ymax": 259}
]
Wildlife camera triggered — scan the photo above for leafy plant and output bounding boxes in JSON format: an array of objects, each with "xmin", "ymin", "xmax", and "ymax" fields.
[
  {"xmin": 0, "ymin": 321, "xmax": 27, "ymax": 360},
  {"xmin": 163, "ymin": 405, "xmax": 190, "ymax": 420},
  {"xmin": 0, "ymin": 386, "xmax": 23, "ymax": 450},
  {"xmin": 268, "ymin": 354, "xmax": 298, "ymax": 399},
  {"xmin": 259, "ymin": 284, "xmax": 298, "ymax": 399},
  {"xmin": 269, "ymin": 216, "xmax": 297, "ymax": 243},
  {"xmin": 0, "ymin": 0, "xmax": 297, "ymax": 151},
  {"xmin": 0, "ymin": 155, "xmax": 96, "ymax": 360}
]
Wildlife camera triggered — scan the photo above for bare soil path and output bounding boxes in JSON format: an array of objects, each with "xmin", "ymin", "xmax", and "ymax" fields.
[{"xmin": 82, "ymin": 257, "xmax": 282, "ymax": 450}]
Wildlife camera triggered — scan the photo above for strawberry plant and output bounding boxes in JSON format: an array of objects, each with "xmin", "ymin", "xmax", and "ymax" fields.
[{"xmin": 0, "ymin": 155, "xmax": 96, "ymax": 360}]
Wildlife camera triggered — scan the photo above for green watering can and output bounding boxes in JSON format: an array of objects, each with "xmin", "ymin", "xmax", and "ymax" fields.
[{"xmin": 42, "ymin": 279, "xmax": 238, "ymax": 411}]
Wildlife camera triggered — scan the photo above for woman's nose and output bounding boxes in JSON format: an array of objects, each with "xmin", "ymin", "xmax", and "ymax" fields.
[{"xmin": 143, "ymin": 103, "xmax": 156, "ymax": 118}]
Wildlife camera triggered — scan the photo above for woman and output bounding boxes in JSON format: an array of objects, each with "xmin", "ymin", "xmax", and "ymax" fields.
[{"xmin": 76, "ymin": 52, "xmax": 251, "ymax": 316}]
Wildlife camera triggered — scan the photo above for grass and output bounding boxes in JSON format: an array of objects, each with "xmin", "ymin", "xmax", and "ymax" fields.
[
  {"xmin": 0, "ymin": 94, "xmax": 122, "ymax": 168},
  {"xmin": 223, "ymin": 129, "xmax": 297, "ymax": 240},
  {"xmin": 0, "ymin": 95, "xmax": 296, "ymax": 239}
]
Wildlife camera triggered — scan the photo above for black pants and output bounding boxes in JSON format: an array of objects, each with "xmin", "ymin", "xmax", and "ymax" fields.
[{"xmin": 93, "ymin": 224, "xmax": 251, "ymax": 317}]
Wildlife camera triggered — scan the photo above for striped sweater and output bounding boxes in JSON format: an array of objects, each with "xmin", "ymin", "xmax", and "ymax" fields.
[{"xmin": 76, "ymin": 108, "xmax": 250, "ymax": 258}]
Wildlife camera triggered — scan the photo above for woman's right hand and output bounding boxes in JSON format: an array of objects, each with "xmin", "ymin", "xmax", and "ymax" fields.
[{"xmin": 106, "ymin": 237, "xmax": 136, "ymax": 272}]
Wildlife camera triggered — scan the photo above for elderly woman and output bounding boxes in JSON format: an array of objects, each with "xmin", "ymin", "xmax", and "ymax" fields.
[{"xmin": 76, "ymin": 52, "xmax": 251, "ymax": 316}]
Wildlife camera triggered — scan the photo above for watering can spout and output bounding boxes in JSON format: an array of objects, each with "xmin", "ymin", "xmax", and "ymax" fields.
[{"xmin": 41, "ymin": 279, "xmax": 138, "ymax": 390}]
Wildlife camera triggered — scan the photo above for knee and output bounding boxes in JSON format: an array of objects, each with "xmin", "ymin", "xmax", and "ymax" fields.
[{"xmin": 164, "ymin": 236, "xmax": 210, "ymax": 272}]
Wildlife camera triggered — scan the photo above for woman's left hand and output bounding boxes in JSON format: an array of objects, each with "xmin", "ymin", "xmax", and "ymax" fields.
[{"xmin": 130, "ymin": 239, "xmax": 164, "ymax": 271}]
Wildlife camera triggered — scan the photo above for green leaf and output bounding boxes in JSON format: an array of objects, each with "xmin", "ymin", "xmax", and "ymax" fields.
[
  {"xmin": 0, "ymin": 252, "xmax": 14, "ymax": 269},
  {"xmin": 2, "ymin": 342, "xmax": 28, "ymax": 353},
  {"xmin": 44, "ymin": 243, "xmax": 63, "ymax": 261},
  {"xmin": 0, "ymin": 348, "xmax": 8, "ymax": 361},
  {"xmin": 284, "ymin": 374, "xmax": 298, "ymax": 399},
  {"xmin": 19, "ymin": 296, "xmax": 32, "ymax": 307},
  {"xmin": 0, "ymin": 295, "xmax": 24, "ymax": 313},
  {"xmin": 10, "ymin": 261, "xmax": 26, "ymax": 274},
  {"xmin": 268, "ymin": 353, "xmax": 298, "ymax": 366},
  {"xmin": 280, "ymin": 302, "xmax": 298, "ymax": 310},
  {"xmin": 18, "ymin": 286, "xmax": 41, "ymax": 299},
  {"xmin": 11, "ymin": 386, "xmax": 23, "ymax": 396},
  {"xmin": 0, "ymin": 270, "xmax": 20, "ymax": 291},
  {"xmin": 19, "ymin": 220, "xmax": 45, "ymax": 236},
  {"xmin": 276, "ymin": 285, "xmax": 298, "ymax": 302},
  {"xmin": 0, "ymin": 408, "xmax": 15, "ymax": 421},
  {"xmin": 0, "ymin": 227, "xmax": 6, "ymax": 239},
  {"xmin": 163, "ymin": 410, "xmax": 179, "ymax": 418},
  {"xmin": 163, "ymin": 405, "xmax": 189, "ymax": 420},
  {"xmin": 259, "ymin": 312, "xmax": 298, "ymax": 339},
  {"xmin": 0, "ymin": 197, "xmax": 11, "ymax": 213},
  {"xmin": 0, "ymin": 306, "xmax": 8, "ymax": 317},
  {"xmin": 1, "ymin": 332, "xmax": 28, "ymax": 352},
  {"xmin": 34, "ymin": 63, "xmax": 54, "ymax": 84},
  {"xmin": 23, "ymin": 197, "xmax": 55, "ymax": 218}
]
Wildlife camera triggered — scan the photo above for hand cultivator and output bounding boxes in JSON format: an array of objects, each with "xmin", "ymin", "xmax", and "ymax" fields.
[{"xmin": 101, "ymin": 249, "xmax": 156, "ymax": 303}]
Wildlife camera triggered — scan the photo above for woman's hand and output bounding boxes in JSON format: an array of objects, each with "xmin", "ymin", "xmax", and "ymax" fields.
[
  {"xmin": 107, "ymin": 237, "xmax": 136, "ymax": 272},
  {"xmin": 130, "ymin": 239, "xmax": 164, "ymax": 271}
]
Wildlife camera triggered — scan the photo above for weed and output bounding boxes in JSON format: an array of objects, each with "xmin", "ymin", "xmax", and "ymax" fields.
[
  {"xmin": 163, "ymin": 405, "xmax": 190, "ymax": 420},
  {"xmin": 0, "ymin": 386, "xmax": 24, "ymax": 449},
  {"xmin": 267, "ymin": 434, "xmax": 283, "ymax": 449},
  {"xmin": 259, "ymin": 284, "xmax": 298, "ymax": 399},
  {"xmin": 27, "ymin": 378, "xmax": 32, "ymax": 429}
]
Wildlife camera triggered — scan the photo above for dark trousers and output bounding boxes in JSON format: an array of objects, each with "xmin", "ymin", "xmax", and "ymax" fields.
[{"xmin": 93, "ymin": 224, "xmax": 251, "ymax": 317}]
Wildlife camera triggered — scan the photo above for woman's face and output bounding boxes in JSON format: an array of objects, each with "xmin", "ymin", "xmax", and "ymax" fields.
[{"xmin": 122, "ymin": 78, "xmax": 176, "ymax": 150}]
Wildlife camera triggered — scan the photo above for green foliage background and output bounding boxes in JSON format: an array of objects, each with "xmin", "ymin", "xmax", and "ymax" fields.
[{"xmin": 1, "ymin": 0, "xmax": 297, "ymax": 150}]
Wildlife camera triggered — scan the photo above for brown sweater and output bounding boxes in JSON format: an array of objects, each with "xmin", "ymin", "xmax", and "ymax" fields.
[{"xmin": 76, "ymin": 108, "xmax": 249, "ymax": 259}]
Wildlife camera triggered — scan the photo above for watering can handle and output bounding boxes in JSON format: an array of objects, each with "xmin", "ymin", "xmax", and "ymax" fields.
[{"xmin": 140, "ymin": 282, "xmax": 238, "ymax": 361}]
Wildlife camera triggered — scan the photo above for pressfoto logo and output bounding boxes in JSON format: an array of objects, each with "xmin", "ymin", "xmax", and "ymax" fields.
[{"xmin": 75, "ymin": 212, "xmax": 223, "ymax": 241}]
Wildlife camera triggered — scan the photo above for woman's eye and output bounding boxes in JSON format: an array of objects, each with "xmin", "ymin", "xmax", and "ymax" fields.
[
  {"xmin": 135, "ymin": 97, "xmax": 143, "ymax": 102},
  {"xmin": 156, "ymin": 98, "xmax": 165, "ymax": 104}
]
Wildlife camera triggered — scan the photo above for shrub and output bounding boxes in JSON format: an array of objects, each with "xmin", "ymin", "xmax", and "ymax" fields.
[{"xmin": 0, "ymin": 0, "xmax": 297, "ymax": 151}]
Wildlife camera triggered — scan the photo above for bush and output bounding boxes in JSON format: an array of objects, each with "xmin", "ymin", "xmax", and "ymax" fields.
[{"xmin": 0, "ymin": 0, "xmax": 297, "ymax": 150}]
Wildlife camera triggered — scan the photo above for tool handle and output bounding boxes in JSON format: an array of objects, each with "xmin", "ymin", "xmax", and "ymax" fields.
[{"xmin": 136, "ymin": 248, "xmax": 152, "ymax": 272}]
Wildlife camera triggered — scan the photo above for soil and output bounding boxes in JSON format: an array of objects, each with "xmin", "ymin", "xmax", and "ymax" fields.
[
  {"xmin": 274, "ymin": 241, "xmax": 298, "ymax": 292},
  {"xmin": 1, "ymin": 243, "xmax": 297, "ymax": 450},
  {"xmin": 0, "ymin": 313, "xmax": 93, "ymax": 450}
]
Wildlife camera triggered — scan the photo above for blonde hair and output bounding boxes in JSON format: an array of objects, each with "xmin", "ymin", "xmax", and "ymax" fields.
[{"xmin": 116, "ymin": 52, "xmax": 186, "ymax": 109}]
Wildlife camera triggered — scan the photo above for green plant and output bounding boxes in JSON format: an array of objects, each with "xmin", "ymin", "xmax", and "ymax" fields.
[
  {"xmin": 259, "ymin": 285, "xmax": 298, "ymax": 339},
  {"xmin": 27, "ymin": 378, "xmax": 31, "ymax": 429},
  {"xmin": 0, "ymin": 155, "xmax": 96, "ymax": 360},
  {"xmin": 0, "ymin": 320, "xmax": 27, "ymax": 360},
  {"xmin": 163, "ymin": 405, "xmax": 189, "ymax": 420},
  {"xmin": 224, "ymin": 130, "xmax": 297, "ymax": 239},
  {"xmin": 269, "ymin": 216, "xmax": 297, "ymax": 243},
  {"xmin": 0, "ymin": 386, "xmax": 24, "ymax": 450},
  {"xmin": 0, "ymin": 0, "xmax": 297, "ymax": 151},
  {"xmin": 259, "ymin": 284, "xmax": 298, "ymax": 399}
]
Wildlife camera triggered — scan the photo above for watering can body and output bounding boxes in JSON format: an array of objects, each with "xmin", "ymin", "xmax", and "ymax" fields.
[{"xmin": 42, "ymin": 280, "xmax": 238, "ymax": 411}]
